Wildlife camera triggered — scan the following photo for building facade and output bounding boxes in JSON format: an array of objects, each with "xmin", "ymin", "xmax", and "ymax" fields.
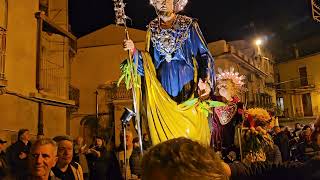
[
  {"xmin": 0, "ymin": 0, "xmax": 76, "ymax": 144},
  {"xmin": 209, "ymin": 40, "xmax": 276, "ymax": 108},
  {"xmin": 276, "ymin": 53, "xmax": 320, "ymax": 118},
  {"xmin": 70, "ymin": 25, "xmax": 146, "ymax": 145}
]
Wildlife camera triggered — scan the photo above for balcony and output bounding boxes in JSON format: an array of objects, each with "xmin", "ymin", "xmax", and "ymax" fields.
[
  {"xmin": 35, "ymin": 12, "xmax": 77, "ymax": 103},
  {"xmin": 276, "ymin": 75, "xmax": 316, "ymax": 93},
  {"xmin": 289, "ymin": 76, "xmax": 315, "ymax": 89},
  {"xmin": 99, "ymin": 81, "xmax": 132, "ymax": 103},
  {"xmin": 209, "ymin": 40, "xmax": 272, "ymax": 78}
]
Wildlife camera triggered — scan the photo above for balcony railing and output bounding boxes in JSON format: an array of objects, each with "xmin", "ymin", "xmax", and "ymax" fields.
[
  {"xmin": 35, "ymin": 12, "xmax": 77, "ymax": 100},
  {"xmin": 312, "ymin": 0, "xmax": 320, "ymax": 22},
  {"xmin": 39, "ymin": 33, "xmax": 68, "ymax": 98},
  {"xmin": 228, "ymin": 44, "xmax": 271, "ymax": 77},
  {"xmin": 289, "ymin": 76, "xmax": 315, "ymax": 89},
  {"xmin": 277, "ymin": 76, "xmax": 315, "ymax": 91},
  {"xmin": 100, "ymin": 81, "xmax": 132, "ymax": 102}
]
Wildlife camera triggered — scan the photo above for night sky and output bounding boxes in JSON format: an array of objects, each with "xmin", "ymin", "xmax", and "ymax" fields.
[{"xmin": 69, "ymin": 0, "xmax": 320, "ymax": 61}]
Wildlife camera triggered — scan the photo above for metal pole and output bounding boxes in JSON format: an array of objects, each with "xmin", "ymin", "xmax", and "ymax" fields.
[
  {"xmin": 95, "ymin": 90, "xmax": 99, "ymax": 135},
  {"xmin": 238, "ymin": 127, "xmax": 243, "ymax": 162},
  {"xmin": 37, "ymin": 103, "xmax": 44, "ymax": 137},
  {"xmin": 123, "ymin": 124, "xmax": 127, "ymax": 180},
  {"xmin": 124, "ymin": 28, "xmax": 144, "ymax": 155},
  {"xmin": 112, "ymin": 0, "xmax": 143, "ymax": 155}
]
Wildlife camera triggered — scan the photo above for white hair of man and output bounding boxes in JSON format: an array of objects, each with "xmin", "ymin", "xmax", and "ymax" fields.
[{"xmin": 31, "ymin": 138, "xmax": 58, "ymax": 156}]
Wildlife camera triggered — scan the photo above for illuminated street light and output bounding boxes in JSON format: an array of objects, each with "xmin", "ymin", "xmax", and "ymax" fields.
[
  {"xmin": 255, "ymin": 39, "xmax": 262, "ymax": 46},
  {"xmin": 255, "ymin": 38, "xmax": 263, "ymax": 55}
]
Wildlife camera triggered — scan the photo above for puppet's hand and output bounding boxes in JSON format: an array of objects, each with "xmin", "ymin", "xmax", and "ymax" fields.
[
  {"xmin": 123, "ymin": 39, "xmax": 135, "ymax": 53},
  {"xmin": 198, "ymin": 79, "xmax": 211, "ymax": 98}
]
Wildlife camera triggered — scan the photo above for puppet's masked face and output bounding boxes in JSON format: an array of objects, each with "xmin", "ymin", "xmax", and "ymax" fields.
[
  {"xmin": 218, "ymin": 79, "xmax": 235, "ymax": 101},
  {"xmin": 155, "ymin": 0, "xmax": 174, "ymax": 16}
]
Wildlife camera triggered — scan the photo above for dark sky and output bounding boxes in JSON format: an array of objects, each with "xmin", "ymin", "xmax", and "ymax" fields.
[{"xmin": 69, "ymin": 0, "xmax": 320, "ymax": 60}]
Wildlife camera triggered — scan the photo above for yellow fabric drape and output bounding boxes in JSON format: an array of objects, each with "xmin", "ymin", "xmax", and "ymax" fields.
[{"xmin": 139, "ymin": 51, "xmax": 211, "ymax": 146}]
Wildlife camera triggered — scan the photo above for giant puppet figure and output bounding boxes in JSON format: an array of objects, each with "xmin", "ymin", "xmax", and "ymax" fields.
[
  {"xmin": 123, "ymin": 0, "xmax": 215, "ymax": 146},
  {"xmin": 211, "ymin": 67, "xmax": 246, "ymax": 153}
]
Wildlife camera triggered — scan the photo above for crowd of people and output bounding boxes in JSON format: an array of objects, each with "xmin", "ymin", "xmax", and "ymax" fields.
[
  {"xmin": 0, "ymin": 129, "xmax": 154, "ymax": 180},
  {"xmin": 218, "ymin": 120, "xmax": 320, "ymax": 165},
  {"xmin": 0, "ymin": 123, "xmax": 319, "ymax": 180},
  {"xmin": 275, "ymin": 122, "xmax": 320, "ymax": 162}
]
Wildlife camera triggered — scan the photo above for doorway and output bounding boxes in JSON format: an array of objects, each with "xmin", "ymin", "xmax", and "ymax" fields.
[{"xmin": 302, "ymin": 93, "xmax": 313, "ymax": 116}]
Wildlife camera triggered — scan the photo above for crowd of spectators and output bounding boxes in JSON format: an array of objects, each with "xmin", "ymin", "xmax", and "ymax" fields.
[{"xmin": 0, "ymin": 121, "xmax": 319, "ymax": 180}]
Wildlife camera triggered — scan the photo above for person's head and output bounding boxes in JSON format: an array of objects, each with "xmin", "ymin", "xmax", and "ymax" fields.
[
  {"xmin": 142, "ymin": 137, "xmax": 229, "ymax": 180},
  {"xmin": 143, "ymin": 133, "xmax": 149, "ymax": 141},
  {"xmin": 18, "ymin": 129, "xmax": 30, "ymax": 142},
  {"xmin": 94, "ymin": 136, "xmax": 104, "ymax": 147},
  {"xmin": 312, "ymin": 132, "xmax": 320, "ymax": 146},
  {"xmin": 295, "ymin": 123, "xmax": 301, "ymax": 130},
  {"xmin": 269, "ymin": 111, "xmax": 275, "ymax": 117},
  {"xmin": 273, "ymin": 126, "xmax": 281, "ymax": 134},
  {"xmin": 132, "ymin": 137, "xmax": 140, "ymax": 148},
  {"xmin": 279, "ymin": 125, "xmax": 285, "ymax": 131},
  {"xmin": 126, "ymin": 131, "xmax": 133, "ymax": 146},
  {"xmin": 53, "ymin": 136, "xmax": 73, "ymax": 167},
  {"xmin": 284, "ymin": 126, "xmax": 290, "ymax": 132},
  {"xmin": 0, "ymin": 139, "xmax": 7, "ymax": 151},
  {"xmin": 75, "ymin": 136, "xmax": 84, "ymax": 145},
  {"xmin": 303, "ymin": 125, "xmax": 312, "ymax": 136},
  {"xmin": 314, "ymin": 116, "xmax": 320, "ymax": 131},
  {"xmin": 301, "ymin": 130, "xmax": 312, "ymax": 142},
  {"xmin": 29, "ymin": 138, "xmax": 58, "ymax": 178}
]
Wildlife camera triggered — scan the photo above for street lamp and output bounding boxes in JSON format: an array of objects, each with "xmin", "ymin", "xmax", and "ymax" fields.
[
  {"xmin": 255, "ymin": 38, "xmax": 262, "ymax": 46},
  {"xmin": 255, "ymin": 38, "xmax": 263, "ymax": 55}
]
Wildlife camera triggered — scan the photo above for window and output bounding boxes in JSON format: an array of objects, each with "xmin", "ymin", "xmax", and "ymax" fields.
[
  {"xmin": 0, "ymin": 0, "xmax": 7, "ymax": 84},
  {"xmin": 299, "ymin": 66, "xmax": 308, "ymax": 86},
  {"xmin": 277, "ymin": 97, "xmax": 284, "ymax": 111}
]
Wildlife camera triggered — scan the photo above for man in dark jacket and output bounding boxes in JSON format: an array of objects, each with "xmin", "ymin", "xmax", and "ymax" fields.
[
  {"xmin": 86, "ymin": 136, "xmax": 122, "ymax": 180},
  {"xmin": 6, "ymin": 129, "xmax": 32, "ymax": 179},
  {"xmin": 0, "ymin": 139, "xmax": 8, "ymax": 178},
  {"xmin": 52, "ymin": 136, "xmax": 84, "ymax": 180},
  {"xmin": 129, "ymin": 137, "xmax": 142, "ymax": 177},
  {"xmin": 273, "ymin": 126, "xmax": 290, "ymax": 161}
]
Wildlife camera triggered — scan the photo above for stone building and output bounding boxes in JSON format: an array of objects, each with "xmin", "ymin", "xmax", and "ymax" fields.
[
  {"xmin": 70, "ymin": 25, "xmax": 146, "ymax": 146},
  {"xmin": 277, "ymin": 52, "xmax": 320, "ymax": 118},
  {"xmin": 209, "ymin": 40, "xmax": 276, "ymax": 108},
  {"xmin": 0, "ymin": 0, "xmax": 76, "ymax": 144}
]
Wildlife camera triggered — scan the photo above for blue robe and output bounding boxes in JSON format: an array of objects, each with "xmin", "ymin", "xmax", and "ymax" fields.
[{"xmin": 134, "ymin": 15, "xmax": 215, "ymax": 102}]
